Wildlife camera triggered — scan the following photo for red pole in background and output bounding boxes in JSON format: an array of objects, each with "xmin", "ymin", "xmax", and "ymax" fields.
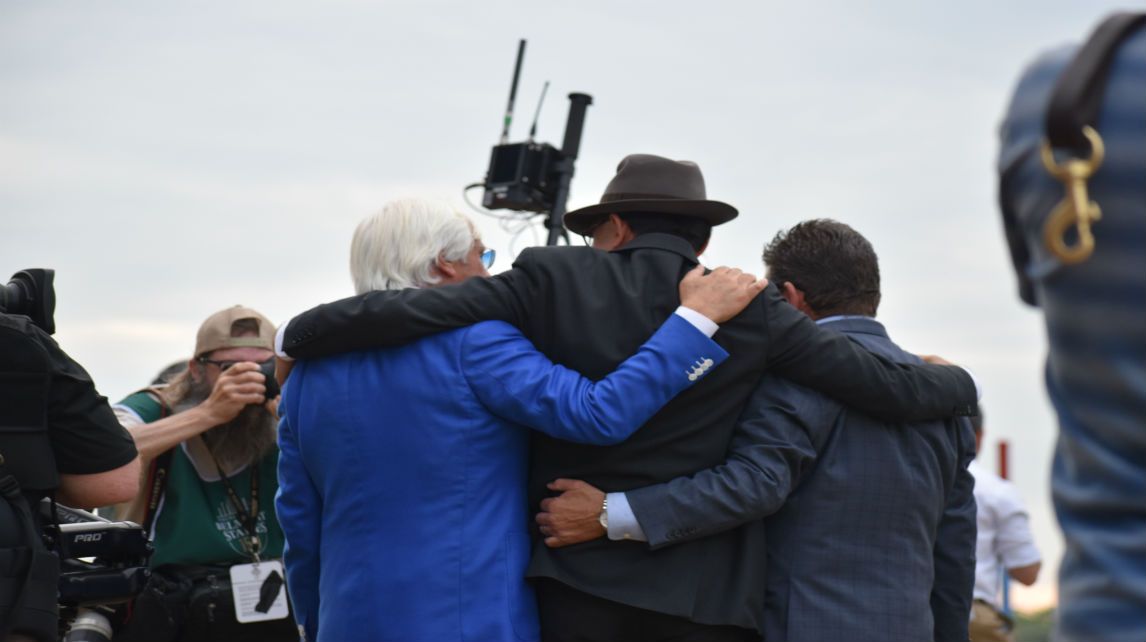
[{"xmin": 998, "ymin": 440, "xmax": 1009, "ymax": 480}]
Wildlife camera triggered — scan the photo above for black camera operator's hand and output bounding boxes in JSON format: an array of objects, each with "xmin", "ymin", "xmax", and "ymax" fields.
[{"xmin": 200, "ymin": 362, "xmax": 268, "ymax": 426}]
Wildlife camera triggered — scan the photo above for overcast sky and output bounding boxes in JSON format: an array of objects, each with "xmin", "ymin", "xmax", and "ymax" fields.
[{"xmin": 2, "ymin": 0, "xmax": 1131, "ymax": 611}]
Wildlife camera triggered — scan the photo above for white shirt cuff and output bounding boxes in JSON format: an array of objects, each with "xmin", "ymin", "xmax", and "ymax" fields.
[
  {"xmin": 674, "ymin": 306, "xmax": 718, "ymax": 338},
  {"xmin": 606, "ymin": 492, "xmax": 648, "ymax": 542},
  {"xmin": 274, "ymin": 323, "xmax": 294, "ymax": 361}
]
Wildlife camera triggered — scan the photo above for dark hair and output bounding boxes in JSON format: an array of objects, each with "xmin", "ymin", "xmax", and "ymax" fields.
[
  {"xmin": 762, "ymin": 219, "xmax": 881, "ymax": 317},
  {"xmin": 620, "ymin": 212, "xmax": 712, "ymax": 253}
]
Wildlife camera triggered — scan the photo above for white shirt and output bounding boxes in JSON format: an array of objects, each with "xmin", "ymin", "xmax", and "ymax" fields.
[{"xmin": 968, "ymin": 459, "xmax": 1041, "ymax": 605}]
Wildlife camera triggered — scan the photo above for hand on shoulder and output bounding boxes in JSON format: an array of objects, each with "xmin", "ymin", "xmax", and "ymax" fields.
[{"xmin": 679, "ymin": 264, "xmax": 768, "ymax": 323}]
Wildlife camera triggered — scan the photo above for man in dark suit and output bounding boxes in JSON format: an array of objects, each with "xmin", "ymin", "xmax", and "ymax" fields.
[
  {"xmin": 538, "ymin": 219, "xmax": 978, "ymax": 642},
  {"xmin": 277, "ymin": 155, "xmax": 979, "ymax": 641}
]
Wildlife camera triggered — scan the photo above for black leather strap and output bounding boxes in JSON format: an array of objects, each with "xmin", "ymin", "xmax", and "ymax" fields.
[
  {"xmin": 0, "ymin": 459, "xmax": 46, "ymax": 640},
  {"xmin": 1045, "ymin": 12, "xmax": 1146, "ymax": 151},
  {"xmin": 140, "ymin": 388, "xmax": 175, "ymax": 535}
]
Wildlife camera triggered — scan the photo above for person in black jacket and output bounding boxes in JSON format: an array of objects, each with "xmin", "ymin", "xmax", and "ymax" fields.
[
  {"xmin": 0, "ymin": 311, "xmax": 140, "ymax": 642},
  {"xmin": 277, "ymin": 154, "xmax": 979, "ymax": 641},
  {"xmin": 537, "ymin": 219, "xmax": 978, "ymax": 642}
]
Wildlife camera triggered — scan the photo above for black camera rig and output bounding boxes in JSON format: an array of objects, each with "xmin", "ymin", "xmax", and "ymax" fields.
[
  {"xmin": 42, "ymin": 501, "xmax": 153, "ymax": 641},
  {"xmin": 479, "ymin": 40, "xmax": 593, "ymax": 246},
  {"xmin": 0, "ymin": 268, "xmax": 56, "ymax": 334},
  {"xmin": 44, "ymin": 502, "xmax": 153, "ymax": 609}
]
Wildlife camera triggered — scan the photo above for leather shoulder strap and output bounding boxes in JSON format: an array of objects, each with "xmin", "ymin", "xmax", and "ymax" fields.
[
  {"xmin": 0, "ymin": 456, "xmax": 46, "ymax": 639},
  {"xmin": 138, "ymin": 387, "xmax": 175, "ymax": 533},
  {"xmin": 1046, "ymin": 12, "xmax": 1146, "ymax": 151}
]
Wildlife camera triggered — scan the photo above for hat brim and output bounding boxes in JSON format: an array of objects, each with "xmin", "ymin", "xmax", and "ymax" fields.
[{"xmin": 564, "ymin": 199, "xmax": 739, "ymax": 235}]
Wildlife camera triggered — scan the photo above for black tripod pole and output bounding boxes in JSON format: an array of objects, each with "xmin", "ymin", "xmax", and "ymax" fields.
[{"xmin": 546, "ymin": 92, "xmax": 593, "ymax": 246}]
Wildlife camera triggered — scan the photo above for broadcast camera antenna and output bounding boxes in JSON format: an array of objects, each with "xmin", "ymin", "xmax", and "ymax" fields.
[
  {"xmin": 499, "ymin": 39, "xmax": 527, "ymax": 144},
  {"xmin": 479, "ymin": 40, "xmax": 593, "ymax": 247},
  {"xmin": 528, "ymin": 81, "xmax": 550, "ymax": 142}
]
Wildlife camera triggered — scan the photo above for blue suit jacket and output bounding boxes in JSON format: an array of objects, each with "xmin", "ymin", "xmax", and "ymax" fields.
[
  {"xmin": 275, "ymin": 316, "xmax": 726, "ymax": 642},
  {"xmin": 627, "ymin": 317, "xmax": 977, "ymax": 641}
]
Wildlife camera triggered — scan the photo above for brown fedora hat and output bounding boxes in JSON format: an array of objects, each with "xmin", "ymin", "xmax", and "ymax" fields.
[{"xmin": 564, "ymin": 154, "xmax": 738, "ymax": 235}]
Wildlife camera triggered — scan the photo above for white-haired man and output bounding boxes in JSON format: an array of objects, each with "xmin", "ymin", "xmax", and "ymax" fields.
[
  {"xmin": 348, "ymin": 198, "xmax": 495, "ymax": 291},
  {"xmin": 274, "ymin": 198, "xmax": 764, "ymax": 642}
]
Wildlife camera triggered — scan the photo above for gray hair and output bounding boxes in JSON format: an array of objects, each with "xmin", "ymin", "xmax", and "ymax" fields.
[{"xmin": 350, "ymin": 198, "xmax": 475, "ymax": 293}]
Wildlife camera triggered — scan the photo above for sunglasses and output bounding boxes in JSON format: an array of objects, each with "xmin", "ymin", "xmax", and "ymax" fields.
[
  {"xmin": 580, "ymin": 217, "xmax": 609, "ymax": 245},
  {"xmin": 197, "ymin": 356, "xmax": 275, "ymax": 372},
  {"xmin": 481, "ymin": 248, "xmax": 496, "ymax": 269}
]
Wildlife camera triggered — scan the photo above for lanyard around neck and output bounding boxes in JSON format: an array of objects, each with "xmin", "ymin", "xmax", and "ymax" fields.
[{"xmin": 205, "ymin": 445, "xmax": 262, "ymax": 563}]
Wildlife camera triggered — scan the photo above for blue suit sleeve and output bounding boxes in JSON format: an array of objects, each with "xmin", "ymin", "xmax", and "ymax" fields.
[
  {"xmin": 625, "ymin": 375, "xmax": 833, "ymax": 549},
  {"xmin": 275, "ymin": 404, "xmax": 322, "ymax": 642},
  {"xmin": 461, "ymin": 314, "xmax": 727, "ymax": 445},
  {"xmin": 931, "ymin": 418, "xmax": 978, "ymax": 642}
]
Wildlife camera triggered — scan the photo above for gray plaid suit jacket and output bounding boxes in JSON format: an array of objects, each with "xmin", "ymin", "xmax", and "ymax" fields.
[{"xmin": 627, "ymin": 317, "xmax": 977, "ymax": 642}]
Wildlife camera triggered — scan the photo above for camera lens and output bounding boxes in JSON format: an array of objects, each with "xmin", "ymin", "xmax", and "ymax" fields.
[
  {"xmin": 0, "ymin": 277, "xmax": 25, "ymax": 314},
  {"xmin": 63, "ymin": 609, "xmax": 114, "ymax": 642},
  {"xmin": 0, "ymin": 269, "xmax": 56, "ymax": 334}
]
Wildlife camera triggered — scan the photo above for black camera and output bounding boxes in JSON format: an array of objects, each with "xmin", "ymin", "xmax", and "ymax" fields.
[
  {"xmin": 259, "ymin": 359, "xmax": 280, "ymax": 400},
  {"xmin": 0, "ymin": 268, "xmax": 56, "ymax": 334},
  {"xmin": 41, "ymin": 502, "xmax": 153, "ymax": 641},
  {"xmin": 483, "ymin": 141, "xmax": 562, "ymax": 213},
  {"xmin": 49, "ymin": 504, "xmax": 153, "ymax": 607}
]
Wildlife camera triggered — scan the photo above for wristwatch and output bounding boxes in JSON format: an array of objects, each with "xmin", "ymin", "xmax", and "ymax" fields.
[{"xmin": 598, "ymin": 496, "xmax": 608, "ymax": 530}]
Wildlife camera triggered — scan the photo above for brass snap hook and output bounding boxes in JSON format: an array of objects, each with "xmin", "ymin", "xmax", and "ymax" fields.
[{"xmin": 1039, "ymin": 126, "xmax": 1105, "ymax": 265}]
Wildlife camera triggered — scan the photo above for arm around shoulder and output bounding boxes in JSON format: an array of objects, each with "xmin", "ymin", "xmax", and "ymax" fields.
[
  {"xmin": 282, "ymin": 264, "xmax": 536, "ymax": 359},
  {"xmin": 462, "ymin": 315, "xmax": 727, "ymax": 445},
  {"xmin": 763, "ymin": 294, "xmax": 977, "ymax": 421},
  {"xmin": 626, "ymin": 374, "xmax": 824, "ymax": 549}
]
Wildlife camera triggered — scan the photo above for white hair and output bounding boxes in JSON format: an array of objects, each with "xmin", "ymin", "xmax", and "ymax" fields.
[{"xmin": 350, "ymin": 198, "xmax": 475, "ymax": 293}]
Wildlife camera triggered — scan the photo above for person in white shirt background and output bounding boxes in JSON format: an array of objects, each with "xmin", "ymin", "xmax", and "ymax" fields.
[{"xmin": 969, "ymin": 407, "xmax": 1042, "ymax": 642}]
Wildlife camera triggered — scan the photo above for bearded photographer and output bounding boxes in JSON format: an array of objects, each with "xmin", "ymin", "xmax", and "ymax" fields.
[
  {"xmin": 109, "ymin": 306, "xmax": 296, "ymax": 642},
  {"xmin": 1, "ymin": 294, "xmax": 140, "ymax": 641}
]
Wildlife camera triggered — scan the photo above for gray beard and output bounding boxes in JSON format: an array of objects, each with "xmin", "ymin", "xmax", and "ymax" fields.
[{"xmin": 176, "ymin": 377, "xmax": 277, "ymax": 471}]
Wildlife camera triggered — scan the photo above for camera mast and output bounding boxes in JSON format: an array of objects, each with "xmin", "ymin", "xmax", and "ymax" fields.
[{"xmin": 478, "ymin": 39, "xmax": 593, "ymax": 247}]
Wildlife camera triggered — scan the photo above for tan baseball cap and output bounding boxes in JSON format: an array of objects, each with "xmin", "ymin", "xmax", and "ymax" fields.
[{"xmin": 194, "ymin": 305, "xmax": 276, "ymax": 358}]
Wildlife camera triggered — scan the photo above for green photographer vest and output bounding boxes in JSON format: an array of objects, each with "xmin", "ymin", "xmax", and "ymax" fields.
[{"xmin": 118, "ymin": 392, "xmax": 285, "ymax": 568}]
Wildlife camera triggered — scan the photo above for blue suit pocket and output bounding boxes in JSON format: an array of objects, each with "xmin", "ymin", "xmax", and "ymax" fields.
[{"xmin": 505, "ymin": 532, "xmax": 541, "ymax": 641}]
